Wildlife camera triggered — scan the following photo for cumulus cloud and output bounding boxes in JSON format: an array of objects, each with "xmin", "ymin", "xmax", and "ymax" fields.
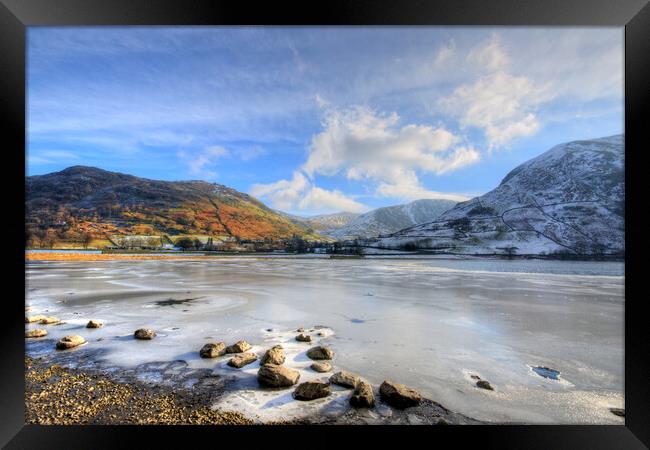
[
  {"xmin": 303, "ymin": 106, "xmax": 479, "ymax": 180},
  {"xmin": 251, "ymin": 106, "xmax": 479, "ymax": 212},
  {"xmin": 376, "ymin": 170, "xmax": 471, "ymax": 202},
  {"xmin": 250, "ymin": 171, "xmax": 368, "ymax": 214},
  {"xmin": 441, "ymin": 36, "xmax": 554, "ymax": 149}
]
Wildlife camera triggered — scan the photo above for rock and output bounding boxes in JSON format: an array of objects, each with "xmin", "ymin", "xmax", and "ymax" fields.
[
  {"xmin": 295, "ymin": 333, "xmax": 312, "ymax": 343},
  {"xmin": 476, "ymin": 380, "xmax": 494, "ymax": 391},
  {"xmin": 25, "ymin": 329, "xmax": 48, "ymax": 338},
  {"xmin": 226, "ymin": 340, "xmax": 251, "ymax": 353},
  {"xmin": 257, "ymin": 364, "xmax": 300, "ymax": 387},
  {"xmin": 350, "ymin": 380, "xmax": 375, "ymax": 408},
  {"xmin": 437, "ymin": 418, "xmax": 449, "ymax": 425},
  {"xmin": 310, "ymin": 362, "xmax": 332, "ymax": 373},
  {"xmin": 379, "ymin": 380, "xmax": 421, "ymax": 409},
  {"xmin": 609, "ymin": 408, "xmax": 625, "ymax": 417},
  {"xmin": 86, "ymin": 320, "xmax": 103, "ymax": 328},
  {"xmin": 317, "ymin": 332, "xmax": 325, "ymax": 336},
  {"xmin": 296, "ymin": 327, "xmax": 305, "ymax": 332},
  {"xmin": 227, "ymin": 352, "xmax": 258, "ymax": 368},
  {"xmin": 330, "ymin": 371, "xmax": 361, "ymax": 388},
  {"xmin": 39, "ymin": 316, "xmax": 61, "ymax": 325},
  {"xmin": 293, "ymin": 381, "xmax": 331, "ymax": 400},
  {"xmin": 25, "ymin": 315, "xmax": 47, "ymax": 323},
  {"xmin": 199, "ymin": 342, "xmax": 226, "ymax": 358},
  {"xmin": 134, "ymin": 328, "xmax": 156, "ymax": 340},
  {"xmin": 56, "ymin": 335, "xmax": 86, "ymax": 350},
  {"xmin": 306, "ymin": 346, "xmax": 334, "ymax": 360},
  {"xmin": 260, "ymin": 345, "xmax": 285, "ymax": 365}
]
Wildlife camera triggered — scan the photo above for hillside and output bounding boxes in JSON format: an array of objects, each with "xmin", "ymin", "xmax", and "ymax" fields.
[
  {"xmin": 367, "ymin": 135, "xmax": 624, "ymax": 256},
  {"xmin": 25, "ymin": 166, "xmax": 322, "ymax": 248},
  {"xmin": 282, "ymin": 212, "xmax": 360, "ymax": 235},
  {"xmin": 325, "ymin": 199, "xmax": 457, "ymax": 240}
]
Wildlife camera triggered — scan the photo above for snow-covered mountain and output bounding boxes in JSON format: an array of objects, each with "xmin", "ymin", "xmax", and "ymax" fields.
[
  {"xmin": 367, "ymin": 135, "xmax": 624, "ymax": 256},
  {"xmin": 280, "ymin": 211, "xmax": 359, "ymax": 236},
  {"xmin": 326, "ymin": 199, "xmax": 457, "ymax": 240}
]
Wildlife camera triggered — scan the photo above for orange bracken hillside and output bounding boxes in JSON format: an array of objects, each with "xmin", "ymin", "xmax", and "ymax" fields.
[{"xmin": 26, "ymin": 166, "xmax": 322, "ymax": 248}]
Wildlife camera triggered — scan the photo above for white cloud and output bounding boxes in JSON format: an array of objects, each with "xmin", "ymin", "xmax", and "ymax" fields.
[
  {"xmin": 376, "ymin": 170, "xmax": 471, "ymax": 202},
  {"xmin": 433, "ymin": 40, "xmax": 455, "ymax": 67},
  {"xmin": 466, "ymin": 33, "xmax": 510, "ymax": 71},
  {"xmin": 303, "ymin": 106, "xmax": 479, "ymax": 180},
  {"xmin": 178, "ymin": 145, "xmax": 230, "ymax": 179},
  {"xmin": 251, "ymin": 106, "xmax": 480, "ymax": 212},
  {"xmin": 27, "ymin": 150, "xmax": 80, "ymax": 166},
  {"xmin": 237, "ymin": 146, "xmax": 268, "ymax": 161},
  {"xmin": 441, "ymin": 36, "xmax": 554, "ymax": 150},
  {"xmin": 250, "ymin": 171, "xmax": 368, "ymax": 214}
]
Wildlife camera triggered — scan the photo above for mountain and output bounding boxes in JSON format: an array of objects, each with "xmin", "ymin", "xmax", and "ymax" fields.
[
  {"xmin": 367, "ymin": 135, "xmax": 624, "ymax": 256},
  {"xmin": 25, "ymin": 166, "xmax": 322, "ymax": 246},
  {"xmin": 282, "ymin": 212, "xmax": 360, "ymax": 235},
  {"xmin": 324, "ymin": 199, "xmax": 457, "ymax": 240}
]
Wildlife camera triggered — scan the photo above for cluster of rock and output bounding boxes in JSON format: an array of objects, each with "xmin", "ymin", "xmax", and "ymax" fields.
[{"xmin": 26, "ymin": 315, "xmax": 496, "ymax": 416}]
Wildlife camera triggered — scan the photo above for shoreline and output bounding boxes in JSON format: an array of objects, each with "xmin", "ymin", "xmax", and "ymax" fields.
[
  {"xmin": 25, "ymin": 250, "xmax": 624, "ymax": 263},
  {"xmin": 25, "ymin": 353, "xmax": 484, "ymax": 425}
]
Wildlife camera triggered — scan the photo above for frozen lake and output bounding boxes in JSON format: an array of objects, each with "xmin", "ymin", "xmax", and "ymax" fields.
[{"xmin": 25, "ymin": 256, "xmax": 624, "ymax": 424}]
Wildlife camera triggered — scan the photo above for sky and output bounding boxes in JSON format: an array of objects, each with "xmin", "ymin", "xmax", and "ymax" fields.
[{"xmin": 27, "ymin": 27, "xmax": 624, "ymax": 215}]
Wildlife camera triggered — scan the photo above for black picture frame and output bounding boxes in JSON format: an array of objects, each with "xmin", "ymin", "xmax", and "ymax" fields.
[{"xmin": 2, "ymin": 0, "xmax": 648, "ymax": 448}]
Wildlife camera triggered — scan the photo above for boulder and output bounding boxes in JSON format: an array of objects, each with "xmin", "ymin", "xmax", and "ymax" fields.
[
  {"xmin": 330, "ymin": 371, "xmax": 361, "ymax": 388},
  {"xmin": 476, "ymin": 380, "xmax": 494, "ymax": 391},
  {"xmin": 296, "ymin": 327, "xmax": 305, "ymax": 332},
  {"xmin": 25, "ymin": 328, "xmax": 48, "ymax": 338},
  {"xmin": 293, "ymin": 381, "xmax": 331, "ymax": 400},
  {"xmin": 306, "ymin": 346, "xmax": 334, "ymax": 360},
  {"xmin": 199, "ymin": 342, "xmax": 226, "ymax": 358},
  {"xmin": 134, "ymin": 328, "xmax": 156, "ymax": 340},
  {"xmin": 379, "ymin": 380, "xmax": 422, "ymax": 409},
  {"xmin": 260, "ymin": 345, "xmax": 285, "ymax": 365},
  {"xmin": 25, "ymin": 315, "xmax": 47, "ymax": 323},
  {"xmin": 350, "ymin": 380, "xmax": 375, "ymax": 408},
  {"xmin": 86, "ymin": 320, "xmax": 103, "ymax": 329},
  {"xmin": 295, "ymin": 333, "xmax": 312, "ymax": 342},
  {"xmin": 56, "ymin": 335, "xmax": 86, "ymax": 350},
  {"xmin": 257, "ymin": 364, "xmax": 300, "ymax": 387},
  {"xmin": 227, "ymin": 352, "xmax": 258, "ymax": 368},
  {"xmin": 310, "ymin": 362, "xmax": 332, "ymax": 373},
  {"xmin": 226, "ymin": 340, "xmax": 251, "ymax": 353},
  {"xmin": 39, "ymin": 316, "xmax": 61, "ymax": 325}
]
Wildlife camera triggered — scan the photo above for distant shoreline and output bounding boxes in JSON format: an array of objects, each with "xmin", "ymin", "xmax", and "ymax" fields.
[{"xmin": 25, "ymin": 249, "xmax": 624, "ymax": 263}]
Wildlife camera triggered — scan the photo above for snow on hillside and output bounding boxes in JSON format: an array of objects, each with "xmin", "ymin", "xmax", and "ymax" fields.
[
  {"xmin": 327, "ymin": 199, "xmax": 457, "ymax": 240},
  {"xmin": 366, "ymin": 135, "xmax": 624, "ymax": 256}
]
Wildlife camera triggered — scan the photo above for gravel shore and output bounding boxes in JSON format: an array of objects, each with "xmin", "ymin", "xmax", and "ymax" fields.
[
  {"xmin": 25, "ymin": 356, "xmax": 253, "ymax": 425},
  {"xmin": 25, "ymin": 355, "xmax": 482, "ymax": 425}
]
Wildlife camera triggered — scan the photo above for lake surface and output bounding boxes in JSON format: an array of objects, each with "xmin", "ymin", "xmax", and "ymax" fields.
[{"xmin": 25, "ymin": 257, "xmax": 624, "ymax": 424}]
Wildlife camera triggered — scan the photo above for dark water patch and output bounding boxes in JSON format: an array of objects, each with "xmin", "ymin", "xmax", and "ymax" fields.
[
  {"xmin": 532, "ymin": 366, "xmax": 560, "ymax": 380},
  {"xmin": 609, "ymin": 408, "xmax": 625, "ymax": 417},
  {"xmin": 350, "ymin": 318, "xmax": 365, "ymax": 324},
  {"xmin": 155, "ymin": 297, "xmax": 200, "ymax": 307}
]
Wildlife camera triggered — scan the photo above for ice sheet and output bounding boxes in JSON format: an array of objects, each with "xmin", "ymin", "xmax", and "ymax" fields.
[{"xmin": 25, "ymin": 257, "xmax": 624, "ymax": 424}]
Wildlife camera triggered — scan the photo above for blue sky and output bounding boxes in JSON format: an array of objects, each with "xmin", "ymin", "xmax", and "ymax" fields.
[{"xmin": 27, "ymin": 27, "xmax": 623, "ymax": 215}]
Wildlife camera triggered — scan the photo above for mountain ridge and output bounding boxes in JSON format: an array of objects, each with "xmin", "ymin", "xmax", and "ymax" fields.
[
  {"xmin": 25, "ymin": 166, "xmax": 323, "ymax": 247},
  {"xmin": 366, "ymin": 135, "xmax": 624, "ymax": 256}
]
